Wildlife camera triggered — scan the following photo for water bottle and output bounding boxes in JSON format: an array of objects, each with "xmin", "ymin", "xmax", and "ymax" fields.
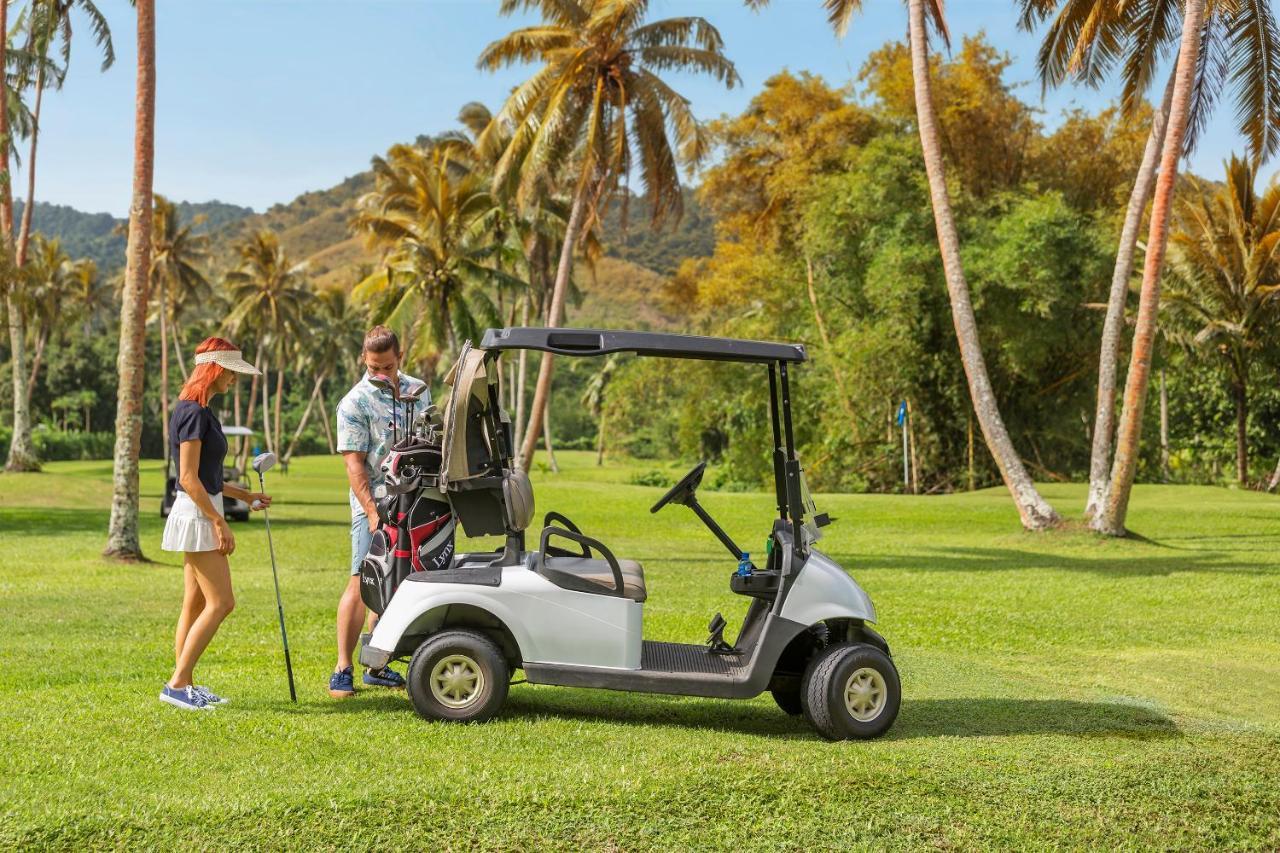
[{"xmin": 736, "ymin": 552, "xmax": 753, "ymax": 577}]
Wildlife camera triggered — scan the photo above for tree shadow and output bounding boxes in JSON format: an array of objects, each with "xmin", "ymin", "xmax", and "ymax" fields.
[
  {"xmin": 830, "ymin": 546, "xmax": 1272, "ymax": 577},
  {"xmin": 892, "ymin": 698, "xmax": 1178, "ymax": 740}
]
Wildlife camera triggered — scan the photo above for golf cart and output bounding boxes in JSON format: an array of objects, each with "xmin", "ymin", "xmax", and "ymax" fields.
[
  {"xmin": 160, "ymin": 425, "xmax": 254, "ymax": 522},
  {"xmin": 360, "ymin": 328, "xmax": 901, "ymax": 739}
]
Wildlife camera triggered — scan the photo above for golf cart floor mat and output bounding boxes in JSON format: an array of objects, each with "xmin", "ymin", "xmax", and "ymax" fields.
[{"xmin": 641, "ymin": 641, "xmax": 746, "ymax": 675}]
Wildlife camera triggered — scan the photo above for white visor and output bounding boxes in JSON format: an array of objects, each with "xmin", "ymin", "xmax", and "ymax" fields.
[{"xmin": 193, "ymin": 349, "xmax": 261, "ymax": 375}]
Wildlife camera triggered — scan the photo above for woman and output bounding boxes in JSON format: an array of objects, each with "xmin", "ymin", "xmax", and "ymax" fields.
[{"xmin": 159, "ymin": 337, "xmax": 271, "ymax": 710}]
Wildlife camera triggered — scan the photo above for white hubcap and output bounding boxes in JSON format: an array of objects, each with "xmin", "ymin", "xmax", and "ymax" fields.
[
  {"xmin": 429, "ymin": 654, "xmax": 484, "ymax": 709},
  {"xmin": 843, "ymin": 667, "xmax": 887, "ymax": 722}
]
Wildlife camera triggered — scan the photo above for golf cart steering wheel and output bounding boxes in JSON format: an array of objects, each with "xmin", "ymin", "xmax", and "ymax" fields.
[{"xmin": 650, "ymin": 461, "xmax": 708, "ymax": 514}]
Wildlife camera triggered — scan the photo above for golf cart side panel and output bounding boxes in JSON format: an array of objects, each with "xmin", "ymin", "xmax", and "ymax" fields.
[
  {"xmin": 368, "ymin": 565, "xmax": 643, "ymax": 670},
  {"xmin": 778, "ymin": 549, "xmax": 878, "ymax": 626}
]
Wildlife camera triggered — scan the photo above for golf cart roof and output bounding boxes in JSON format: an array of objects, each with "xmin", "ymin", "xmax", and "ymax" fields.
[
  {"xmin": 479, "ymin": 327, "xmax": 807, "ymax": 364},
  {"xmin": 223, "ymin": 426, "xmax": 255, "ymax": 437}
]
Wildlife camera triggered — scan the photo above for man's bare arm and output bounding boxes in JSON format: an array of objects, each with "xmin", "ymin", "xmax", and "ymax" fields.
[{"xmin": 343, "ymin": 450, "xmax": 378, "ymax": 522}]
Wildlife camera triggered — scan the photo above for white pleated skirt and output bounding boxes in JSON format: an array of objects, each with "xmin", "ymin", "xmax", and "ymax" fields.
[{"xmin": 161, "ymin": 492, "xmax": 224, "ymax": 552}]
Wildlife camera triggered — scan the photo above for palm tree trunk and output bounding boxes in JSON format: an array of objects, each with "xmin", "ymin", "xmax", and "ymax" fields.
[
  {"xmin": 15, "ymin": 51, "xmax": 48, "ymax": 270},
  {"xmin": 1233, "ymin": 380, "xmax": 1248, "ymax": 486},
  {"xmin": 515, "ymin": 295, "xmax": 530, "ymax": 448},
  {"xmin": 317, "ymin": 384, "xmax": 336, "ymax": 454},
  {"xmin": 171, "ymin": 321, "xmax": 188, "ymax": 380},
  {"xmin": 160, "ymin": 282, "xmax": 170, "ymax": 477},
  {"xmin": 907, "ymin": 0, "xmax": 1058, "ymax": 530},
  {"xmin": 0, "ymin": 0, "xmax": 23, "ymax": 473},
  {"xmin": 518, "ymin": 187, "xmax": 587, "ymax": 469},
  {"xmin": 1267, "ymin": 455, "xmax": 1280, "ymax": 493},
  {"xmin": 0, "ymin": 0, "xmax": 9, "ymax": 241},
  {"xmin": 1097, "ymin": 0, "xmax": 1206, "ymax": 535},
  {"xmin": 238, "ymin": 347, "xmax": 263, "ymax": 470},
  {"xmin": 542, "ymin": 405, "xmax": 559, "ymax": 474},
  {"xmin": 261, "ymin": 353, "xmax": 273, "ymax": 454},
  {"xmin": 596, "ymin": 406, "xmax": 606, "ymax": 466},
  {"xmin": 23, "ymin": 325, "xmax": 49, "ymax": 406},
  {"xmin": 1159, "ymin": 368, "xmax": 1170, "ymax": 482},
  {"xmin": 273, "ymin": 363, "xmax": 284, "ymax": 456},
  {"xmin": 1085, "ymin": 70, "xmax": 1177, "ymax": 517},
  {"xmin": 284, "ymin": 371, "xmax": 326, "ymax": 462},
  {"xmin": 967, "ymin": 410, "xmax": 975, "ymax": 491},
  {"xmin": 105, "ymin": 0, "xmax": 156, "ymax": 561}
]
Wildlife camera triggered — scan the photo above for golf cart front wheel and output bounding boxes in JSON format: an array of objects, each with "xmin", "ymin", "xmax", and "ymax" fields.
[
  {"xmin": 407, "ymin": 629, "xmax": 509, "ymax": 724},
  {"xmin": 801, "ymin": 643, "xmax": 900, "ymax": 740}
]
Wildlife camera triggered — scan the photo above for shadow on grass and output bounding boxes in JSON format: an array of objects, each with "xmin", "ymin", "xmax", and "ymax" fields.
[
  {"xmin": 321, "ymin": 688, "xmax": 1178, "ymax": 742},
  {"xmin": 0, "ymin": 507, "xmax": 347, "ymax": 537},
  {"xmin": 834, "ymin": 546, "xmax": 1271, "ymax": 577}
]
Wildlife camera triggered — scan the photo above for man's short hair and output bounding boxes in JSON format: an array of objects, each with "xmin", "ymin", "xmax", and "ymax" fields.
[{"xmin": 363, "ymin": 325, "xmax": 400, "ymax": 356}]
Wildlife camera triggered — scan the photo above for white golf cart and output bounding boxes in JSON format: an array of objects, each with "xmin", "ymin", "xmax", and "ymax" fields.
[{"xmin": 360, "ymin": 328, "xmax": 901, "ymax": 739}]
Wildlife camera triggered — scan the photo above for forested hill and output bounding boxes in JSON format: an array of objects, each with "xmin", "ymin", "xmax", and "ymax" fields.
[{"xmin": 13, "ymin": 198, "xmax": 253, "ymax": 274}]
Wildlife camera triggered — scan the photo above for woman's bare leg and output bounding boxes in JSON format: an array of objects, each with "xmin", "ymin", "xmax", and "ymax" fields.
[
  {"xmin": 174, "ymin": 561, "xmax": 206, "ymax": 665},
  {"xmin": 169, "ymin": 550, "xmax": 235, "ymax": 689}
]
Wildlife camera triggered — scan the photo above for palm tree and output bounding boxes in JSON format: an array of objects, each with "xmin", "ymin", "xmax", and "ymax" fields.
[
  {"xmin": 15, "ymin": 0, "xmax": 113, "ymax": 268},
  {"xmin": 1017, "ymin": 0, "xmax": 1280, "ymax": 519},
  {"xmin": 105, "ymin": 0, "xmax": 155, "ymax": 561},
  {"xmin": 748, "ymin": 0, "xmax": 1059, "ymax": 529},
  {"xmin": 478, "ymin": 0, "xmax": 739, "ymax": 470},
  {"xmin": 351, "ymin": 141, "xmax": 521, "ymax": 372},
  {"xmin": 1097, "ymin": 0, "xmax": 1210, "ymax": 535},
  {"xmin": 223, "ymin": 229, "xmax": 312, "ymax": 459},
  {"xmin": 1163, "ymin": 156, "xmax": 1280, "ymax": 485},
  {"xmin": 150, "ymin": 194, "xmax": 211, "ymax": 472},
  {"xmin": 19, "ymin": 234, "xmax": 90, "ymax": 406},
  {"xmin": 284, "ymin": 286, "xmax": 366, "ymax": 462},
  {"xmin": 580, "ymin": 354, "xmax": 619, "ymax": 465}
]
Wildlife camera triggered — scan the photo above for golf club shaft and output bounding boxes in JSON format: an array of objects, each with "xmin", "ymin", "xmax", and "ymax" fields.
[{"xmin": 259, "ymin": 473, "xmax": 297, "ymax": 703}]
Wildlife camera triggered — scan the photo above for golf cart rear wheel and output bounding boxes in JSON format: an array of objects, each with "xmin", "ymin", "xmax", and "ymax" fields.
[
  {"xmin": 407, "ymin": 629, "xmax": 509, "ymax": 724},
  {"xmin": 801, "ymin": 643, "xmax": 900, "ymax": 740}
]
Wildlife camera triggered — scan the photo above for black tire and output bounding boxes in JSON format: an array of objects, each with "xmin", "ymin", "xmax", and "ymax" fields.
[
  {"xmin": 801, "ymin": 642, "xmax": 900, "ymax": 740},
  {"xmin": 770, "ymin": 683, "xmax": 804, "ymax": 716},
  {"xmin": 407, "ymin": 629, "xmax": 509, "ymax": 723}
]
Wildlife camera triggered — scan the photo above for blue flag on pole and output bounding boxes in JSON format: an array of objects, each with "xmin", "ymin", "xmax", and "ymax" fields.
[{"xmin": 895, "ymin": 401, "xmax": 907, "ymax": 426}]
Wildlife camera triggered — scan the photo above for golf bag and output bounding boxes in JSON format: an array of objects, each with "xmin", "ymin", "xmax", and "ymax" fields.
[{"xmin": 359, "ymin": 440, "xmax": 457, "ymax": 615}]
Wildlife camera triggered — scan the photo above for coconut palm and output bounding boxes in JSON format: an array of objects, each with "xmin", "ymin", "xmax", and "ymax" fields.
[
  {"xmin": 18, "ymin": 235, "xmax": 91, "ymax": 406},
  {"xmin": 15, "ymin": 0, "xmax": 114, "ymax": 267},
  {"xmin": 478, "ymin": 0, "xmax": 739, "ymax": 470},
  {"xmin": 1163, "ymin": 156, "xmax": 1280, "ymax": 485},
  {"xmin": 223, "ymin": 229, "xmax": 312, "ymax": 459},
  {"xmin": 150, "ymin": 194, "xmax": 211, "ymax": 471},
  {"xmin": 1016, "ymin": 0, "xmax": 1280, "ymax": 520},
  {"xmin": 747, "ymin": 0, "xmax": 1058, "ymax": 529},
  {"xmin": 352, "ymin": 141, "xmax": 522, "ymax": 373},
  {"xmin": 284, "ymin": 286, "xmax": 367, "ymax": 463},
  {"xmin": 105, "ymin": 0, "xmax": 155, "ymax": 560},
  {"xmin": 580, "ymin": 354, "xmax": 619, "ymax": 466}
]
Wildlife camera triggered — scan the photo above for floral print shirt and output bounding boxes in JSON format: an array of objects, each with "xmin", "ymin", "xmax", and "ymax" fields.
[{"xmin": 336, "ymin": 370, "xmax": 429, "ymax": 515}]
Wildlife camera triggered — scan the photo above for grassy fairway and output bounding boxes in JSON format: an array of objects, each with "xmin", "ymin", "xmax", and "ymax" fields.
[{"xmin": 1, "ymin": 453, "xmax": 1278, "ymax": 850}]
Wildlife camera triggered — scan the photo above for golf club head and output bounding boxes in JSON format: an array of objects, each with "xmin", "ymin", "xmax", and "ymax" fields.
[
  {"xmin": 404, "ymin": 380, "xmax": 429, "ymax": 399},
  {"xmin": 368, "ymin": 373, "xmax": 399, "ymax": 399},
  {"xmin": 252, "ymin": 451, "xmax": 277, "ymax": 475}
]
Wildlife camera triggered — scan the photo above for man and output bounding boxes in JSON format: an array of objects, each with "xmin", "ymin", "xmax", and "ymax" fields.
[{"xmin": 329, "ymin": 325, "xmax": 428, "ymax": 698}]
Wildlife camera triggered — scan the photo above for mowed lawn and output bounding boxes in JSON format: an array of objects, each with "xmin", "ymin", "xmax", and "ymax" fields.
[{"xmin": 1, "ymin": 453, "xmax": 1278, "ymax": 850}]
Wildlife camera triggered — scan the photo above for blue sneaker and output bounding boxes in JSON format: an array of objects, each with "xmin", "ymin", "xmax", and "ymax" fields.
[
  {"xmin": 193, "ymin": 685, "xmax": 228, "ymax": 705},
  {"xmin": 329, "ymin": 666, "xmax": 356, "ymax": 698},
  {"xmin": 363, "ymin": 666, "xmax": 406, "ymax": 689},
  {"xmin": 159, "ymin": 684, "xmax": 212, "ymax": 711}
]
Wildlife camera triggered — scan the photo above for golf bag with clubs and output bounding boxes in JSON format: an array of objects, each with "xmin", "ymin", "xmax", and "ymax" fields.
[{"xmin": 359, "ymin": 402, "xmax": 457, "ymax": 615}]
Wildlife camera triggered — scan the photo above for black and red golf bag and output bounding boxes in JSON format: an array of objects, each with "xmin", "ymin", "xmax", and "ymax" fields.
[{"xmin": 359, "ymin": 439, "xmax": 457, "ymax": 614}]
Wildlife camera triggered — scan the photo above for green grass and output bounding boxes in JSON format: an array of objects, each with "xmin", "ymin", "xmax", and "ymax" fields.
[{"xmin": 1, "ymin": 452, "xmax": 1278, "ymax": 850}]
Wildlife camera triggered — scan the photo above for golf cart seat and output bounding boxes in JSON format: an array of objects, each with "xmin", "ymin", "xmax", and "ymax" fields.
[{"xmin": 540, "ymin": 555, "xmax": 647, "ymax": 602}]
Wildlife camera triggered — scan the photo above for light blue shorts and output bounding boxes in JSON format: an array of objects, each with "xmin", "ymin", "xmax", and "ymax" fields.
[{"xmin": 350, "ymin": 512, "xmax": 372, "ymax": 576}]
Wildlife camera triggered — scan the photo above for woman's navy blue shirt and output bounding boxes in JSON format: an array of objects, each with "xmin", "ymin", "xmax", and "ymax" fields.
[{"xmin": 170, "ymin": 399, "xmax": 227, "ymax": 495}]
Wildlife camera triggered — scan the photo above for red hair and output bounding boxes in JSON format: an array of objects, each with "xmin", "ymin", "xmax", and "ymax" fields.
[{"xmin": 179, "ymin": 337, "xmax": 240, "ymax": 407}]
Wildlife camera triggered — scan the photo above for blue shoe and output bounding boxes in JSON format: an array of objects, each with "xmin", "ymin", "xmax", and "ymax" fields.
[
  {"xmin": 159, "ymin": 684, "xmax": 212, "ymax": 711},
  {"xmin": 363, "ymin": 666, "xmax": 406, "ymax": 689},
  {"xmin": 329, "ymin": 666, "xmax": 356, "ymax": 698},
  {"xmin": 194, "ymin": 685, "xmax": 228, "ymax": 705}
]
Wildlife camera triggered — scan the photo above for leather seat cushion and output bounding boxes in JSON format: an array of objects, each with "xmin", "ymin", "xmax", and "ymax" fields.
[{"xmin": 540, "ymin": 556, "xmax": 647, "ymax": 602}]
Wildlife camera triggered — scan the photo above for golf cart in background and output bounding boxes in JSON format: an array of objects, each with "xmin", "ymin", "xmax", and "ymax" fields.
[
  {"xmin": 160, "ymin": 425, "xmax": 254, "ymax": 522},
  {"xmin": 360, "ymin": 328, "xmax": 901, "ymax": 740}
]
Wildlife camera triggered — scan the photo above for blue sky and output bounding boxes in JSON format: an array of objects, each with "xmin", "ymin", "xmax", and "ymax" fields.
[{"xmin": 33, "ymin": 0, "xmax": 1249, "ymax": 217}]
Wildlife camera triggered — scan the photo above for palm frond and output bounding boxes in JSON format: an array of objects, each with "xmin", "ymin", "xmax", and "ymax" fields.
[{"xmin": 1226, "ymin": 0, "xmax": 1280, "ymax": 160}]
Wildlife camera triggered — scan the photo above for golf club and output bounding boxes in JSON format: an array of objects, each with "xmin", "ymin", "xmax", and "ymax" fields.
[{"xmin": 252, "ymin": 451, "xmax": 296, "ymax": 703}]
